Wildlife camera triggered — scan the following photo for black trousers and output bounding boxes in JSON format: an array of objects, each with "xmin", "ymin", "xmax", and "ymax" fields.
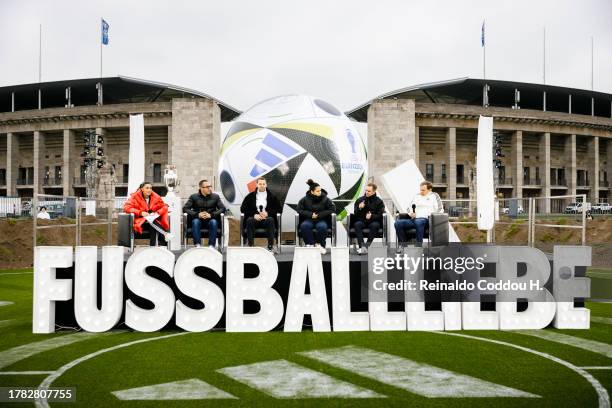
[
  {"xmin": 245, "ymin": 216, "xmax": 275, "ymax": 246},
  {"xmin": 354, "ymin": 220, "xmax": 381, "ymax": 247},
  {"xmin": 142, "ymin": 221, "xmax": 167, "ymax": 246}
]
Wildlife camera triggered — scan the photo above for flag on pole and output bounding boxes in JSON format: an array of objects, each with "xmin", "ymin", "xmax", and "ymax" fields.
[
  {"xmin": 481, "ymin": 20, "xmax": 485, "ymax": 47},
  {"xmin": 101, "ymin": 19, "xmax": 109, "ymax": 45}
]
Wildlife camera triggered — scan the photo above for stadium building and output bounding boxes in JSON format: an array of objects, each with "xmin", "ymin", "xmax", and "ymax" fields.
[{"xmin": 0, "ymin": 76, "xmax": 611, "ymax": 211}]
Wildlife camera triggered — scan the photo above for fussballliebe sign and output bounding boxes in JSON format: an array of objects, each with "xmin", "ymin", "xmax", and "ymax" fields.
[{"xmin": 32, "ymin": 245, "xmax": 591, "ymax": 333}]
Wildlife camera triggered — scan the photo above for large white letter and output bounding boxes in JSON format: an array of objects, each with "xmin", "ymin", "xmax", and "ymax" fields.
[
  {"xmin": 74, "ymin": 246, "xmax": 124, "ymax": 332},
  {"xmin": 285, "ymin": 247, "xmax": 331, "ymax": 332},
  {"xmin": 226, "ymin": 247, "xmax": 283, "ymax": 332},
  {"xmin": 125, "ymin": 247, "xmax": 175, "ymax": 332},
  {"xmin": 331, "ymin": 247, "xmax": 369, "ymax": 331},
  {"xmin": 498, "ymin": 246, "xmax": 556, "ymax": 330},
  {"xmin": 461, "ymin": 246, "xmax": 499, "ymax": 330},
  {"xmin": 368, "ymin": 246, "xmax": 406, "ymax": 331},
  {"xmin": 552, "ymin": 246, "xmax": 591, "ymax": 329},
  {"xmin": 33, "ymin": 246, "xmax": 73, "ymax": 333},
  {"xmin": 175, "ymin": 247, "xmax": 224, "ymax": 332}
]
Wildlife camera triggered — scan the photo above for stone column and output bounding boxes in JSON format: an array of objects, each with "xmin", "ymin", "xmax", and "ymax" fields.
[
  {"xmin": 415, "ymin": 126, "xmax": 420, "ymax": 168},
  {"xmin": 606, "ymin": 139, "xmax": 612, "ymax": 190},
  {"xmin": 367, "ymin": 99, "xmax": 416, "ymax": 197},
  {"xmin": 588, "ymin": 136, "xmax": 599, "ymax": 203},
  {"xmin": 167, "ymin": 125, "xmax": 173, "ymax": 163},
  {"xmin": 539, "ymin": 132, "xmax": 551, "ymax": 212},
  {"xmin": 171, "ymin": 98, "xmax": 221, "ymax": 198},
  {"xmin": 566, "ymin": 134, "xmax": 577, "ymax": 197},
  {"xmin": 33, "ymin": 131, "xmax": 46, "ymax": 195},
  {"xmin": 62, "ymin": 129, "xmax": 75, "ymax": 196},
  {"xmin": 511, "ymin": 130, "xmax": 523, "ymax": 199},
  {"xmin": 6, "ymin": 133, "xmax": 19, "ymax": 196},
  {"xmin": 446, "ymin": 127, "xmax": 456, "ymax": 200}
]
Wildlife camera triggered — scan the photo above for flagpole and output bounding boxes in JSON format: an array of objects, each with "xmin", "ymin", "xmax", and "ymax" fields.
[
  {"xmin": 482, "ymin": 20, "xmax": 486, "ymax": 80},
  {"xmin": 100, "ymin": 18, "xmax": 103, "ymax": 79},
  {"xmin": 38, "ymin": 24, "xmax": 42, "ymax": 83},
  {"xmin": 543, "ymin": 27, "xmax": 546, "ymax": 85},
  {"xmin": 591, "ymin": 36, "xmax": 594, "ymax": 91}
]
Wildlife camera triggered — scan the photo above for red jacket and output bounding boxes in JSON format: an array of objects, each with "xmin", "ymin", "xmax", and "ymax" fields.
[{"xmin": 123, "ymin": 190, "xmax": 169, "ymax": 234}]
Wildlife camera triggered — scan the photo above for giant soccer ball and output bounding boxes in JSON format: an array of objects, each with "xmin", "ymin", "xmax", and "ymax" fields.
[{"xmin": 218, "ymin": 94, "xmax": 368, "ymax": 231}]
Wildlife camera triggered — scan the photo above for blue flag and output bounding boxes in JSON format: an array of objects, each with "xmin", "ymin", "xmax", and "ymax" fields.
[
  {"xmin": 101, "ymin": 19, "xmax": 109, "ymax": 45},
  {"xmin": 481, "ymin": 20, "xmax": 485, "ymax": 47}
]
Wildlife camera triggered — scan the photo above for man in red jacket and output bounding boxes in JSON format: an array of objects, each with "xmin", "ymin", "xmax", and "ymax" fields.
[{"xmin": 123, "ymin": 181, "xmax": 169, "ymax": 246}]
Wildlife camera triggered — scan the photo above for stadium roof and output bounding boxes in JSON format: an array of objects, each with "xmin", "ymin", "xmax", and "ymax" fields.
[
  {"xmin": 0, "ymin": 76, "xmax": 241, "ymax": 121},
  {"xmin": 346, "ymin": 77, "xmax": 612, "ymax": 122}
]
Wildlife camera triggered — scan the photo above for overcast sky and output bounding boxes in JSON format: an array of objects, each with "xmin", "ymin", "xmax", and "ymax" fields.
[{"xmin": 1, "ymin": 0, "xmax": 610, "ymax": 112}]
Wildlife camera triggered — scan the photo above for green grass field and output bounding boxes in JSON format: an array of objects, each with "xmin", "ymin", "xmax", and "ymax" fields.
[{"xmin": 1, "ymin": 268, "xmax": 611, "ymax": 407}]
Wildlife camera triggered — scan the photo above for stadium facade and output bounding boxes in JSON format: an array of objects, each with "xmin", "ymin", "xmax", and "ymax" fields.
[{"xmin": 0, "ymin": 76, "xmax": 610, "ymax": 211}]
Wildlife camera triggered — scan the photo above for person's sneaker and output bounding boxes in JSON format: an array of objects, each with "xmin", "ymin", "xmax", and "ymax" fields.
[
  {"xmin": 195, "ymin": 244, "xmax": 201, "ymax": 248},
  {"xmin": 319, "ymin": 246, "xmax": 327, "ymax": 255},
  {"xmin": 356, "ymin": 247, "xmax": 364, "ymax": 255},
  {"xmin": 361, "ymin": 247, "xmax": 368, "ymax": 255},
  {"xmin": 208, "ymin": 245, "xmax": 218, "ymax": 252}
]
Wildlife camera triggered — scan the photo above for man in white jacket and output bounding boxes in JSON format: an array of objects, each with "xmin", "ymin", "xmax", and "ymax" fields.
[{"xmin": 395, "ymin": 181, "xmax": 443, "ymax": 245}]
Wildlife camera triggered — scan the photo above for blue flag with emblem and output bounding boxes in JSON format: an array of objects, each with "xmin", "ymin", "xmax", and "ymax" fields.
[
  {"xmin": 481, "ymin": 20, "xmax": 485, "ymax": 47},
  {"xmin": 101, "ymin": 19, "xmax": 109, "ymax": 45}
]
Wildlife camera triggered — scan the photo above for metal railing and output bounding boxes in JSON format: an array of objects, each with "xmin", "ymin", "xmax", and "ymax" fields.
[
  {"xmin": 16, "ymin": 177, "xmax": 34, "ymax": 185},
  {"xmin": 33, "ymin": 194, "xmax": 129, "ymax": 248},
  {"xmin": 28, "ymin": 193, "xmax": 590, "ymax": 250},
  {"xmin": 551, "ymin": 178, "xmax": 567, "ymax": 186},
  {"xmin": 523, "ymin": 177, "xmax": 542, "ymax": 186},
  {"xmin": 425, "ymin": 175, "xmax": 447, "ymax": 184},
  {"xmin": 43, "ymin": 177, "xmax": 63, "ymax": 186}
]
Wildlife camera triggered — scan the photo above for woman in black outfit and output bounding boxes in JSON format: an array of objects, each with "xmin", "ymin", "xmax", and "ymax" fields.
[{"xmin": 297, "ymin": 179, "xmax": 336, "ymax": 254}]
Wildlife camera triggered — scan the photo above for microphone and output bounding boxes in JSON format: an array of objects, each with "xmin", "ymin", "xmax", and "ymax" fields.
[
  {"xmin": 259, "ymin": 205, "xmax": 264, "ymax": 213},
  {"xmin": 412, "ymin": 204, "xmax": 416, "ymax": 213}
]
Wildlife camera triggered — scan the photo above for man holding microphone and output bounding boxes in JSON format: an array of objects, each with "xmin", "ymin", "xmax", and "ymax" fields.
[
  {"xmin": 240, "ymin": 177, "xmax": 281, "ymax": 251},
  {"xmin": 353, "ymin": 182, "xmax": 385, "ymax": 254}
]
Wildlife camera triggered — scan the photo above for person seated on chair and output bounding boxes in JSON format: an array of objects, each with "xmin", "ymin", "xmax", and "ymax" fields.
[
  {"xmin": 297, "ymin": 179, "xmax": 336, "ymax": 255},
  {"xmin": 353, "ymin": 182, "xmax": 385, "ymax": 254},
  {"xmin": 182, "ymin": 179, "xmax": 226, "ymax": 249},
  {"xmin": 395, "ymin": 180, "xmax": 443, "ymax": 246},
  {"xmin": 37, "ymin": 206, "xmax": 51, "ymax": 220},
  {"xmin": 240, "ymin": 176, "xmax": 281, "ymax": 252},
  {"xmin": 123, "ymin": 181, "xmax": 169, "ymax": 246}
]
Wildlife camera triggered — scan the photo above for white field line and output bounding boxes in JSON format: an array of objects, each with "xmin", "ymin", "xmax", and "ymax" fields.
[
  {"xmin": 0, "ymin": 332, "xmax": 117, "ymax": 370},
  {"xmin": 218, "ymin": 359, "xmax": 384, "ymax": 399},
  {"xmin": 0, "ymin": 301, "xmax": 15, "ymax": 307},
  {"xmin": 436, "ymin": 332, "xmax": 610, "ymax": 408},
  {"xmin": 299, "ymin": 345, "xmax": 537, "ymax": 398},
  {"xmin": 0, "ymin": 371, "xmax": 54, "ymax": 375},
  {"xmin": 581, "ymin": 367, "xmax": 612, "ymax": 370},
  {"xmin": 0, "ymin": 272, "xmax": 33, "ymax": 276},
  {"xmin": 111, "ymin": 378, "xmax": 237, "ymax": 400},
  {"xmin": 35, "ymin": 332, "xmax": 190, "ymax": 408},
  {"xmin": 0, "ymin": 320, "xmax": 13, "ymax": 328},
  {"xmin": 517, "ymin": 330, "xmax": 612, "ymax": 358},
  {"xmin": 591, "ymin": 316, "xmax": 612, "ymax": 325}
]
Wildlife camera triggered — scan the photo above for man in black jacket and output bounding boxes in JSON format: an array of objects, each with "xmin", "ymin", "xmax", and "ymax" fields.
[
  {"xmin": 182, "ymin": 179, "xmax": 226, "ymax": 248},
  {"xmin": 353, "ymin": 182, "xmax": 385, "ymax": 254},
  {"xmin": 240, "ymin": 177, "xmax": 281, "ymax": 251}
]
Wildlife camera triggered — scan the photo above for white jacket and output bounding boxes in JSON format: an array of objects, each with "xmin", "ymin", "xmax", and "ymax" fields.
[{"xmin": 410, "ymin": 192, "xmax": 443, "ymax": 219}]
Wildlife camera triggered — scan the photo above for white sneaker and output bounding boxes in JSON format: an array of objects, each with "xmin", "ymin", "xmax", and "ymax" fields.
[
  {"xmin": 319, "ymin": 246, "xmax": 327, "ymax": 255},
  {"xmin": 195, "ymin": 244, "xmax": 201, "ymax": 248},
  {"xmin": 208, "ymin": 245, "xmax": 218, "ymax": 252}
]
